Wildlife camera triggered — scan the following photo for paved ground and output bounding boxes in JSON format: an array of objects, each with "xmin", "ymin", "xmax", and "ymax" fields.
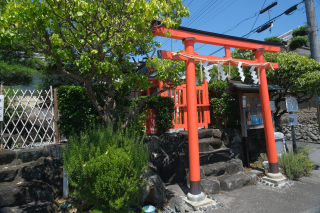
[{"xmin": 167, "ymin": 141, "xmax": 320, "ymax": 213}]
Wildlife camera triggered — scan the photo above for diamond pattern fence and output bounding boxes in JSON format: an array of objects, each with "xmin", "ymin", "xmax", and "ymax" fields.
[{"xmin": 1, "ymin": 87, "xmax": 56, "ymax": 150}]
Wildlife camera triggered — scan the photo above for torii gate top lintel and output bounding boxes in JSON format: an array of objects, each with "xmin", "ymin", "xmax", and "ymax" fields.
[{"xmin": 152, "ymin": 26, "xmax": 282, "ymax": 52}]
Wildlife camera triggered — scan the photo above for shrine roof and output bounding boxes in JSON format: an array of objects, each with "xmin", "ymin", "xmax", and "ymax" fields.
[{"xmin": 225, "ymin": 79, "xmax": 284, "ymax": 93}]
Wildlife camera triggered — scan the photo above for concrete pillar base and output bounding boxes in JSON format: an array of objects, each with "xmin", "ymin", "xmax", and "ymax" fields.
[
  {"xmin": 262, "ymin": 173, "xmax": 287, "ymax": 184},
  {"xmin": 184, "ymin": 193, "xmax": 218, "ymax": 209}
]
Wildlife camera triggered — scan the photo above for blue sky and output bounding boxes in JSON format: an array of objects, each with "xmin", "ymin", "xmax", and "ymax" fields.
[{"xmin": 151, "ymin": 0, "xmax": 320, "ymax": 58}]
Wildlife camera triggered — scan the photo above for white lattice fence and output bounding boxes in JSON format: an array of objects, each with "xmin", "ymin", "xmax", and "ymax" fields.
[{"xmin": 1, "ymin": 87, "xmax": 56, "ymax": 149}]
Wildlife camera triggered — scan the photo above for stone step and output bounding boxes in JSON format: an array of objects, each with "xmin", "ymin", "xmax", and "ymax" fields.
[
  {"xmin": 0, "ymin": 201, "xmax": 57, "ymax": 213},
  {"xmin": 198, "ymin": 138, "xmax": 223, "ymax": 152},
  {"xmin": 201, "ymin": 171, "xmax": 257, "ymax": 194},
  {"xmin": 185, "ymin": 158, "xmax": 243, "ymax": 185},
  {"xmin": 0, "ymin": 181, "xmax": 55, "ymax": 208},
  {"xmin": 202, "ymin": 158, "xmax": 243, "ymax": 177},
  {"xmin": 179, "ymin": 129, "xmax": 217, "ymax": 140},
  {"xmin": 199, "ymin": 148, "xmax": 232, "ymax": 165}
]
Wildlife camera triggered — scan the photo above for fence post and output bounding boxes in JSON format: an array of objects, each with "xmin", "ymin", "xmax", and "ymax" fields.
[
  {"xmin": 53, "ymin": 88, "xmax": 60, "ymax": 144},
  {"xmin": 0, "ymin": 84, "xmax": 2, "ymax": 149}
]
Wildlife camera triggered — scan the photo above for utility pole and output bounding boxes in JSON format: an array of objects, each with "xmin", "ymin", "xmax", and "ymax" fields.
[
  {"xmin": 305, "ymin": 0, "xmax": 320, "ymax": 62},
  {"xmin": 304, "ymin": 0, "xmax": 320, "ymax": 135}
]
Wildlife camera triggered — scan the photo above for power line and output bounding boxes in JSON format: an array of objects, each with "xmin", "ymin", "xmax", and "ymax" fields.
[
  {"xmin": 184, "ymin": 0, "xmax": 220, "ymax": 27},
  {"xmin": 195, "ymin": 0, "xmax": 239, "ymax": 29},
  {"xmin": 209, "ymin": 1, "xmax": 305, "ymax": 55},
  {"xmin": 246, "ymin": 0, "xmax": 267, "ymax": 38}
]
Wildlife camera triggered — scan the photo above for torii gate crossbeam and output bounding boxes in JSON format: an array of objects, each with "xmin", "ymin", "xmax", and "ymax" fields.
[{"xmin": 152, "ymin": 25, "xmax": 283, "ymax": 204}]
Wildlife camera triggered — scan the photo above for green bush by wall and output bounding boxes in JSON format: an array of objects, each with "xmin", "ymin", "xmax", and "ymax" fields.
[{"xmin": 63, "ymin": 123, "xmax": 149, "ymax": 212}]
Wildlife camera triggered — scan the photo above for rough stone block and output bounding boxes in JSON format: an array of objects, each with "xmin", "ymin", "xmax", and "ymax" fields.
[
  {"xmin": 168, "ymin": 196, "xmax": 185, "ymax": 213},
  {"xmin": 0, "ymin": 181, "xmax": 54, "ymax": 208},
  {"xmin": 0, "ymin": 166, "xmax": 20, "ymax": 182},
  {"xmin": 245, "ymin": 171, "xmax": 257, "ymax": 185},
  {"xmin": 0, "ymin": 150, "xmax": 16, "ymax": 165},
  {"xmin": 46, "ymin": 144, "xmax": 63, "ymax": 160},
  {"xmin": 218, "ymin": 173, "xmax": 251, "ymax": 191},
  {"xmin": 221, "ymin": 129, "xmax": 242, "ymax": 147},
  {"xmin": 17, "ymin": 148, "xmax": 49, "ymax": 163},
  {"xmin": 212, "ymin": 129, "xmax": 222, "ymax": 138},
  {"xmin": 198, "ymin": 138, "xmax": 222, "ymax": 152},
  {"xmin": 207, "ymin": 150, "xmax": 231, "ymax": 164},
  {"xmin": 198, "ymin": 129, "xmax": 213, "ymax": 139},
  {"xmin": 201, "ymin": 179, "xmax": 220, "ymax": 194},
  {"xmin": 186, "ymin": 167, "xmax": 205, "ymax": 185},
  {"xmin": 225, "ymin": 160, "xmax": 243, "ymax": 175},
  {"xmin": 0, "ymin": 201, "xmax": 57, "ymax": 213},
  {"xmin": 203, "ymin": 162, "xmax": 226, "ymax": 177}
]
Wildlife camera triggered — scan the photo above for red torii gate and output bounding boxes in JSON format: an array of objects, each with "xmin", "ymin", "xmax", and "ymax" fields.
[{"xmin": 152, "ymin": 25, "xmax": 282, "ymax": 202}]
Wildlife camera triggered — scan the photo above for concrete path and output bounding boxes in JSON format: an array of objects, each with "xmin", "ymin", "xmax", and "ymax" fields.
[{"xmin": 167, "ymin": 141, "xmax": 320, "ymax": 213}]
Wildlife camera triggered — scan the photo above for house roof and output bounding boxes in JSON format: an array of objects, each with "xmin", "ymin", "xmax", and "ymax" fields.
[{"xmin": 277, "ymin": 28, "xmax": 310, "ymax": 50}]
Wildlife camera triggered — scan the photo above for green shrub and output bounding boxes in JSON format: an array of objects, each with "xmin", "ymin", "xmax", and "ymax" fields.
[
  {"xmin": 288, "ymin": 36, "xmax": 309, "ymax": 50},
  {"xmin": 63, "ymin": 123, "xmax": 149, "ymax": 213},
  {"xmin": 264, "ymin": 36, "xmax": 282, "ymax": 44},
  {"xmin": 57, "ymin": 85, "xmax": 100, "ymax": 138},
  {"xmin": 292, "ymin": 25, "xmax": 308, "ymax": 37},
  {"xmin": 208, "ymin": 80, "xmax": 240, "ymax": 128},
  {"xmin": 144, "ymin": 96, "xmax": 175, "ymax": 135},
  {"xmin": 278, "ymin": 145, "xmax": 315, "ymax": 180}
]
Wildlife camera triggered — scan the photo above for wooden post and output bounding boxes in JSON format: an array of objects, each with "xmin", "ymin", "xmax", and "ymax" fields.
[
  {"xmin": 53, "ymin": 88, "xmax": 60, "ymax": 144},
  {"xmin": 238, "ymin": 90, "xmax": 250, "ymax": 167}
]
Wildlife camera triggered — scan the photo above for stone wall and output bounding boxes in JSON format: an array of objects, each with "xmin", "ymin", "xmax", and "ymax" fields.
[{"xmin": 279, "ymin": 106, "xmax": 320, "ymax": 143}]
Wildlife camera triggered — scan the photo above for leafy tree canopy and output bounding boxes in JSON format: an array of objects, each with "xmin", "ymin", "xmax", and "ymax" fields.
[{"xmin": 0, "ymin": 0, "xmax": 190, "ymax": 128}]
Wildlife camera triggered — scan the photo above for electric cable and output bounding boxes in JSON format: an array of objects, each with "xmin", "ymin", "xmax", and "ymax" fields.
[
  {"xmin": 209, "ymin": 1, "xmax": 305, "ymax": 55},
  {"xmin": 184, "ymin": 0, "xmax": 220, "ymax": 27},
  {"xmin": 246, "ymin": 0, "xmax": 267, "ymax": 38}
]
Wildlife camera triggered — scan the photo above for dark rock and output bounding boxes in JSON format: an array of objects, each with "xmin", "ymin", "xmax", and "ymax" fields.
[
  {"xmin": 225, "ymin": 159, "xmax": 243, "ymax": 175},
  {"xmin": 203, "ymin": 162, "xmax": 226, "ymax": 177},
  {"xmin": 216, "ymin": 204, "xmax": 220, "ymax": 209},
  {"xmin": 228, "ymin": 144, "xmax": 243, "ymax": 160},
  {"xmin": 202, "ymin": 207, "xmax": 207, "ymax": 211},
  {"xmin": 275, "ymin": 184, "xmax": 278, "ymax": 187},
  {"xmin": 219, "ymin": 203, "xmax": 224, "ymax": 207},
  {"xmin": 207, "ymin": 206, "xmax": 212, "ymax": 211},
  {"xmin": 9, "ymin": 159, "xmax": 23, "ymax": 166},
  {"xmin": 0, "ymin": 166, "xmax": 20, "ymax": 182},
  {"xmin": 140, "ymin": 170, "xmax": 166, "ymax": 208},
  {"xmin": 266, "ymin": 183, "xmax": 269, "ymax": 186},
  {"xmin": 198, "ymin": 138, "xmax": 222, "ymax": 152},
  {"xmin": 212, "ymin": 205, "xmax": 216, "ymax": 209},
  {"xmin": 0, "ymin": 201, "xmax": 57, "ymax": 213},
  {"xmin": 270, "ymin": 184, "xmax": 273, "ymax": 187},
  {"xmin": 186, "ymin": 167, "xmax": 205, "ymax": 185},
  {"xmin": 245, "ymin": 171, "xmax": 257, "ymax": 185},
  {"xmin": 45, "ymin": 144, "xmax": 63, "ymax": 160},
  {"xmin": 207, "ymin": 150, "xmax": 232, "ymax": 164},
  {"xmin": 168, "ymin": 197, "xmax": 185, "ymax": 213},
  {"xmin": 0, "ymin": 150, "xmax": 16, "ymax": 165},
  {"xmin": 17, "ymin": 148, "xmax": 49, "ymax": 163},
  {"xmin": 201, "ymin": 179, "xmax": 220, "ymax": 194},
  {"xmin": 212, "ymin": 129, "xmax": 222, "ymax": 138},
  {"xmin": 262, "ymin": 181, "xmax": 266, "ymax": 183},
  {"xmin": 0, "ymin": 181, "xmax": 54, "ymax": 208},
  {"xmin": 198, "ymin": 129, "xmax": 213, "ymax": 139},
  {"xmin": 218, "ymin": 173, "xmax": 251, "ymax": 191},
  {"xmin": 20, "ymin": 157, "xmax": 63, "ymax": 197},
  {"xmin": 221, "ymin": 129, "xmax": 242, "ymax": 147}
]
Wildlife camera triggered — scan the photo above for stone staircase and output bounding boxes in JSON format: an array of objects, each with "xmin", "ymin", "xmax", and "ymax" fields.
[
  {"xmin": 149, "ymin": 129, "xmax": 258, "ymax": 194},
  {"xmin": 0, "ymin": 145, "xmax": 63, "ymax": 213}
]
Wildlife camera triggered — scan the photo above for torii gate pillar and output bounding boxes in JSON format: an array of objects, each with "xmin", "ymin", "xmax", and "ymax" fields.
[
  {"xmin": 254, "ymin": 49, "xmax": 280, "ymax": 175},
  {"xmin": 183, "ymin": 37, "xmax": 202, "ymax": 195}
]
